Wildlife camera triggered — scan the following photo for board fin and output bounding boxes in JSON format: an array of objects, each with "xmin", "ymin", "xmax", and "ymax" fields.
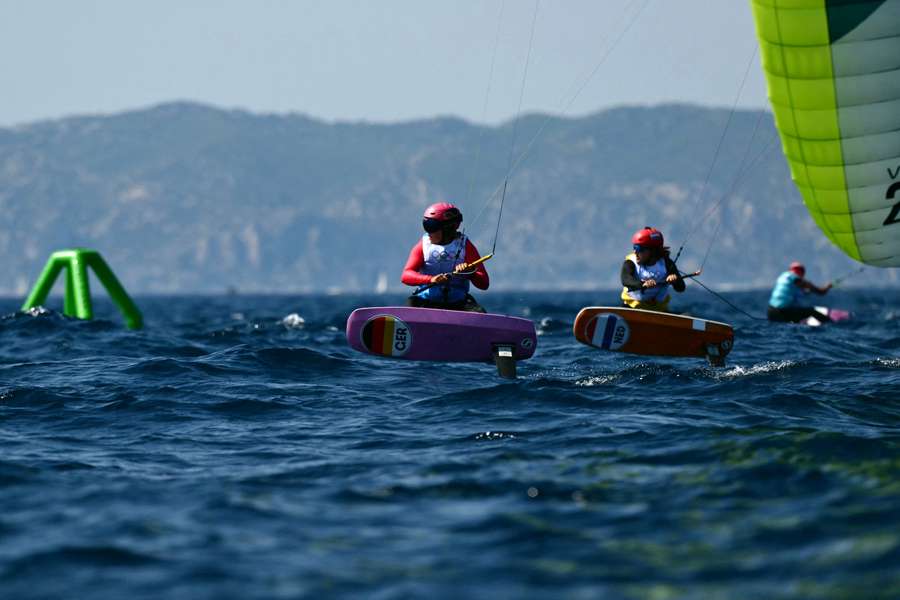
[
  {"xmin": 705, "ymin": 344, "xmax": 726, "ymax": 367},
  {"xmin": 493, "ymin": 344, "xmax": 517, "ymax": 379}
]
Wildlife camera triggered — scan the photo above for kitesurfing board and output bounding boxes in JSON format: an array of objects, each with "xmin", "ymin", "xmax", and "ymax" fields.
[
  {"xmin": 573, "ymin": 307, "xmax": 734, "ymax": 365},
  {"xmin": 805, "ymin": 306, "xmax": 852, "ymax": 327},
  {"xmin": 346, "ymin": 307, "xmax": 537, "ymax": 369}
]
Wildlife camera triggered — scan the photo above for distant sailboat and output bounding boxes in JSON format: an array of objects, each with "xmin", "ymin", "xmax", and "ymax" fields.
[{"xmin": 375, "ymin": 272, "xmax": 389, "ymax": 294}]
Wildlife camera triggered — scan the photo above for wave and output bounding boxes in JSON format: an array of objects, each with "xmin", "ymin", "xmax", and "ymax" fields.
[
  {"xmin": 471, "ymin": 431, "xmax": 520, "ymax": 441},
  {"xmin": 1, "ymin": 545, "xmax": 161, "ymax": 577},
  {"xmin": 575, "ymin": 374, "xmax": 620, "ymax": 387},
  {"xmin": 0, "ymin": 386, "xmax": 75, "ymax": 409},
  {"xmin": 873, "ymin": 357, "xmax": 900, "ymax": 369},
  {"xmin": 252, "ymin": 346, "xmax": 353, "ymax": 372},
  {"xmin": 118, "ymin": 345, "xmax": 352, "ymax": 379},
  {"xmin": 535, "ymin": 316, "xmax": 570, "ymax": 336},
  {"xmin": 712, "ymin": 360, "xmax": 797, "ymax": 379},
  {"xmin": 281, "ymin": 312, "xmax": 306, "ymax": 328},
  {"xmin": 0, "ymin": 459, "xmax": 41, "ymax": 486},
  {"xmin": 201, "ymin": 397, "xmax": 295, "ymax": 416}
]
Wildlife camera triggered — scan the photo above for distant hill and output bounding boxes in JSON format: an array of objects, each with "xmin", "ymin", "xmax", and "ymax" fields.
[{"xmin": 0, "ymin": 102, "xmax": 893, "ymax": 295}]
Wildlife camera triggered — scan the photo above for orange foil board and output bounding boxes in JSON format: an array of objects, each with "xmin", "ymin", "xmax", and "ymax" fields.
[{"xmin": 573, "ymin": 307, "xmax": 734, "ymax": 362}]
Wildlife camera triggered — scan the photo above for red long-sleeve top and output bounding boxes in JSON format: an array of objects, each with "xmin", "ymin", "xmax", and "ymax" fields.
[{"xmin": 401, "ymin": 238, "xmax": 490, "ymax": 289}]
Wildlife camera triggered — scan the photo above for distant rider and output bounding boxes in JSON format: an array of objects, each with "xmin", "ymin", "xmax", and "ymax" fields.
[
  {"xmin": 401, "ymin": 202, "xmax": 489, "ymax": 312},
  {"xmin": 767, "ymin": 261, "xmax": 832, "ymax": 324},
  {"xmin": 620, "ymin": 227, "xmax": 685, "ymax": 312}
]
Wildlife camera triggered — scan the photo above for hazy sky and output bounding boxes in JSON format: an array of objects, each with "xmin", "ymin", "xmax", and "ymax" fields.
[{"xmin": 0, "ymin": 1, "xmax": 768, "ymax": 127}]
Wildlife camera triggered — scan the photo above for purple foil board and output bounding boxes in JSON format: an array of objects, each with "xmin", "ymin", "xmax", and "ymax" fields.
[{"xmin": 346, "ymin": 307, "xmax": 538, "ymax": 362}]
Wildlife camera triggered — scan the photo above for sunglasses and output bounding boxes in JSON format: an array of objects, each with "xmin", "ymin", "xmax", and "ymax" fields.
[
  {"xmin": 423, "ymin": 218, "xmax": 445, "ymax": 233},
  {"xmin": 633, "ymin": 244, "xmax": 653, "ymax": 252}
]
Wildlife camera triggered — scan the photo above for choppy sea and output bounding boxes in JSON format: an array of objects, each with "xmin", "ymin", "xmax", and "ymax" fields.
[{"xmin": 1, "ymin": 289, "xmax": 898, "ymax": 599}]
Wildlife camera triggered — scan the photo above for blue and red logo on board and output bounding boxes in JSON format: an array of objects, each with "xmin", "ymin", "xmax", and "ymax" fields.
[{"xmin": 586, "ymin": 313, "xmax": 630, "ymax": 351}]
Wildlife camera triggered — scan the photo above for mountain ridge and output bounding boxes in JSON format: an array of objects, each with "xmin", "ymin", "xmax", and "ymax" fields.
[{"xmin": 1, "ymin": 101, "xmax": 893, "ymax": 296}]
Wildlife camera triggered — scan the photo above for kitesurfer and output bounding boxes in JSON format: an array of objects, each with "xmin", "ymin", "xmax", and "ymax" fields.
[
  {"xmin": 767, "ymin": 261, "xmax": 833, "ymax": 324},
  {"xmin": 620, "ymin": 227, "xmax": 685, "ymax": 312},
  {"xmin": 401, "ymin": 202, "xmax": 489, "ymax": 312}
]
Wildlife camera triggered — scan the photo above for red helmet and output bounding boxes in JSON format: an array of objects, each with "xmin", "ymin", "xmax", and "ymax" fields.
[
  {"xmin": 789, "ymin": 261, "xmax": 805, "ymax": 276},
  {"xmin": 423, "ymin": 202, "xmax": 462, "ymax": 223},
  {"xmin": 631, "ymin": 227, "xmax": 664, "ymax": 248}
]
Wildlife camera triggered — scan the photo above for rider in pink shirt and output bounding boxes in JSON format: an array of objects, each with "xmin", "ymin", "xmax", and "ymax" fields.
[{"xmin": 401, "ymin": 202, "xmax": 489, "ymax": 312}]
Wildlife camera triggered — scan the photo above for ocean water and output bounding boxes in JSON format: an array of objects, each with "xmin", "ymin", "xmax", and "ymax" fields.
[{"xmin": 1, "ymin": 289, "xmax": 898, "ymax": 599}]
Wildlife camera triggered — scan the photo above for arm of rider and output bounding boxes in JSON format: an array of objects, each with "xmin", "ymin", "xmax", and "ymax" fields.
[
  {"xmin": 666, "ymin": 272, "xmax": 686, "ymax": 292},
  {"xmin": 621, "ymin": 261, "xmax": 643, "ymax": 290},
  {"xmin": 664, "ymin": 257, "xmax": 686, "ymax": 292},
  {"xmin": 401, "ymin": 240, "xmax": 434, "ymax": 287},
  {"xmin": 797, "ymin": 279, "xmax": 832, "ymax": 295}
]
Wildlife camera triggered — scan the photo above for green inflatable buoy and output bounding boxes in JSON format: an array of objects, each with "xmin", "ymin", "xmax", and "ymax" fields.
[{"xmin": 21, "ymin": 248, "xmax": 143, "ymax": 330}]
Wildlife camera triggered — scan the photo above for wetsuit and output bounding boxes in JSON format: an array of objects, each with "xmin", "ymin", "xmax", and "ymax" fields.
[
  {"xmin": 401, "ymin": 234, "xmax": 489, "ymax": 312},
  {"xmin": 767, "ymin": 305, "xmax": 830, "ymax": 324}
]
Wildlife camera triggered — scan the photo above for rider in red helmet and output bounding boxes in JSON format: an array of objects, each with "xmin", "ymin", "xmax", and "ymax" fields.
[
  {"xmin": 400, "ymin": 202, "xmax": 489, "ymax": 312},
  {"xmin": 620, "ymin": 227, "xmax": 685, "ymax": 312},
  {"xmin": 767, "ymin": 261, "xmax": 833, "ymax": 323}
]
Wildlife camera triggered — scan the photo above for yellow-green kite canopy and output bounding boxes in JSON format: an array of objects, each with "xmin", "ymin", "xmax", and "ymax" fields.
[{"xmin": 750, "ymin": 0, "xmax": 900, "ymax": 267}]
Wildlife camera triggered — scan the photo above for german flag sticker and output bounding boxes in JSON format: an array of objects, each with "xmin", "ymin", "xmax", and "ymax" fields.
[{"xmin": 360, "ymin": 315, "xmax": 412, "ymax": 357}]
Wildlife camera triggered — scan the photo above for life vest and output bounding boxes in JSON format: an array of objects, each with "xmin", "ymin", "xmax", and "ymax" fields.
[
  {"xmin": 414, "ymin": 234, "xmax": 470, "ymax": 303},
  {"xmin": 768, "ymin": 271, "xmax": 803, "ymax": 308},
  {"xmin": 620, "ymin": 252, "xmax": 671, "ymax": 311}
]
